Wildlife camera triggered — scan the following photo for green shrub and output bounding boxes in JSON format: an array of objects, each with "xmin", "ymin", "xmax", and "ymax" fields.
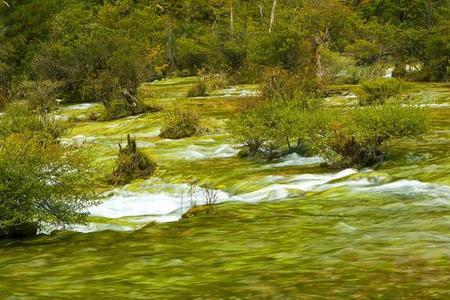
[
  {"xmin": 335, "ymin": 63, "xmax": 388, "ymax": 84},
  {"xmin": 0, "ymin": 133, "xmax": 100, "ymax": 239},
  {"xmin": 0, "ymin": 102, "xmax": 73, "ymax": 140},
  {"xmin": 102, "ymin": 99, "xmax": 133, "ymax": 120},
  {"xmin": 356, "ymin": 78, "xmax": 405, "ymax": 106},
  {"xmin": 100, "ymin": 98, "xmax": 160, "ymax": 121},
  {"xmin": 111, "ymin": 135, "xmax": 156, "ymax": 185},
  {"xmin": 228, "ymin": 94, "xmax": 323, "ymax": 157},
  {"xmin": 187, "ymin": 79, "xmax": 208, "ymax": 97},
  {"xmin": 206, "ymin": 74, "xmax": 229, "ymax": 90},
  {"xmin": 260, "ymin": 67, "xmax": 322, "ymax": 100},
  {"xmin": 312, "ymin": 103, "xmax": 429, "ymax": 168},
  {"xmin": 160, "ymin": 110, "xmax": 201, "ymax": 139},
  {"xmin": 12, "ymin": 80, "xmax": 61, "ymax": 112},
  {"xmin": 230, "ymin": 93, "xmax": 428, "ymax": 167}
]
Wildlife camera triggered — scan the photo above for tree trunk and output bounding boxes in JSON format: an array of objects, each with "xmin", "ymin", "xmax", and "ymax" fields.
[
  {"xmin": 121, "ymin": 88, "xmax": 143, "ymax": 108},
  {"xmin": 230, "ymin": 1, "xmax": 234, "ymax": 35},
  {"xmin": 315, "ymin": 44, "xmax": 324, "ymax": 80},
  {"xmin": 166, "ymin": 18, "xmax": 176, "ymax": 71},
  {"xmin": 269, "ymin": 0, "xmax": 277, "ymax": 33},
  {"xmin": 314, "ymin": 28, "xmax": 329, "ymax": 81}
]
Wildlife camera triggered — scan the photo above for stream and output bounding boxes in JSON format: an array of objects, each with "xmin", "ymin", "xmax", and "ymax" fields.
[{"xmin": 0, "ymin": 78, "xmax": 449, "ymax": 299}]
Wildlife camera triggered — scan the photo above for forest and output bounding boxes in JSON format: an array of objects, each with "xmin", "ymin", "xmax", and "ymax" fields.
[{"xmin": 0, "ymin": 0, "xmax": 449, "ymax": 299}]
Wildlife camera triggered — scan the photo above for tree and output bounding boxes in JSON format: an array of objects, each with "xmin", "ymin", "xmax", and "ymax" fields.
[
  {"xmin": 0, "ymin": 133, "xmax": 100, "ymax": 238},
  {"xmin": 299, "ymin": 0, "xmax": 357, "ymax": 81}
]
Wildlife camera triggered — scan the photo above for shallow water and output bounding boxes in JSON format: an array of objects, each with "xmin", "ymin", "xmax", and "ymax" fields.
[{"xmin": 1, "ymin": 81, "xmax": 449, "ymax": 299}]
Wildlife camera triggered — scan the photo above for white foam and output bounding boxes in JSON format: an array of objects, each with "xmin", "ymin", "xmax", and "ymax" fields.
[
  {"xmin": 232, "ymin": 169, "xmax": 357, "ymax": 202},
  {"xmin": 384, "ymin": 67, "xmax": 394, "ymax": 78},
  {"xmin": 268, "ymin": 153, "xmax": 324, "ymax": 167},
  {"xmin": 73, "ymin": 170, "xmax": 449, "ymax": 233},
  {"xmin": 65, "ymin": 103, "xmax": 97, "ymax": 110},
  {"xmin": 175, "ymin": 144, "xmax": 239, "ymax": 160}
]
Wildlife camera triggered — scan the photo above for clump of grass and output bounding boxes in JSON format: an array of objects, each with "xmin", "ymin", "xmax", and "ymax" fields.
[
  {"xmin": 160, "ymin": 110, "xmax": 201, "ymax": 139},
  {"xmin": 110, "ymin": 135, "xmax": 156, "ymax": 185},
  {"xmin": 187, "ymin": 78, "xmax": 208, "ymax": 97}
]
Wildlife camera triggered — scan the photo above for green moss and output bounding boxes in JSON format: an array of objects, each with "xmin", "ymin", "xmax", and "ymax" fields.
[{"xmin": 182, "ymin": 204, "xmax": 216, "ymax": 219}]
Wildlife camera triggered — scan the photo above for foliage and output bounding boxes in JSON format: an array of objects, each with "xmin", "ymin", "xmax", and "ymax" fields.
[
  {"xmin": 0, "ymin": 102, "xmax": 73, "ymax": 140},
  {"xmin": 230, "ymin": 92, "xmax": 428, "ymax": 167},
  {"xmin": 1, "ymin": 0, "xmax": 449, "ymax": 107},
  {"xmin": 111, "ymin": 135, "xmax": 156, "ymax": 186},
  {"xmin": 335, "ymin": 62, "xmax": 388, "ymax": 84},
  {"xmin": 206, "ymin": 73, "xmax": 229, "ymax": 90},
  {"xmin": 311, "ymin": 104, "xmax": 429, "ymax": 168},
  {"xmin": 11, "ymin": 79, "xmax": 61, "ymax": 111},
  {"xmin": 187, "ymin": 78, "xmax": 208, "ymax": 97},
  {"xmin": 260, "ymin": 67, "xmax": 322, "ymax": 100},
  {"xmin": 228, "ymin": 94, "xmax": 323, "ymax": 157},
  {"xmin": 345, "ymin": 39, "xmax": 382, "ymax": 65},
  {"xmin": 356, "ymin": 78, "xmax": 405, "ymax": 106},
  {"xmin": 0, "ymin": 133, "xmax": 100, "ymax": 238},
  {"xmin": 160, "ymin": 110, "xmax": 201, "ymax": 139}
]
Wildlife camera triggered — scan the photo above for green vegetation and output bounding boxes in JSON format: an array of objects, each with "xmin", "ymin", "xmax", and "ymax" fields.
[
  {"xmin": 182, "ymin": 184, "xmax": 218, "ymax": 219},
  {"xmin": 230, "ymin": 92, "xmax": 428, "ymax": 168},
  {"xmin": 0, "ymin": 0, "xmax": 448, "ymax": 297},
  {"xmin": 312, "ymin": 104, "xmax": 429, "ymax": 168},
  {"xmin": 111, "ymin": 135, "xmax": 156, "ymax": 185},
  {"xmin": 187, "ymin": 78, "xmax": 208, "ymax": 97},
  {"xmin": 0, "ymin": 102, "xmax": 73, "ymax": 140},
  {"xmin": 160, "ymin": 110, "xmax": 201, "ymax": 139},
  {"xmin": 356, "ymin": 78, "xmax": 406, "ymax": 106},
  {"xmin": 0, "ymin": 133, "xmax": 100, "ymax": 238}
]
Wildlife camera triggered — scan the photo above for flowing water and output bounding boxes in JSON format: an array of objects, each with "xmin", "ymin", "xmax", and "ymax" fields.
[{"xmin": 1, "ymin": 78, "xmax": 449, "ymax": 299}]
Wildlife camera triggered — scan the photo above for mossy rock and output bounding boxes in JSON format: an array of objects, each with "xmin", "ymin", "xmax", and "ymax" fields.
[
  {"xmin": 0, "ymin": 222, "xmax": 38, "ymax": 239},
  {"xmin": 182, "ymin": 205, "xmax": 216, "ymax": 219},
  {"xmin": 111, "ymin": 135, "xmax": 157, "ymax": 185}
]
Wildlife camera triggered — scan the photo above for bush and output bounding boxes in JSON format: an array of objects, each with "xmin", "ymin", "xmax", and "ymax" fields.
[
  {"xmin": 356, "ymin": 78, "xmax": 405, "ymax": 106},
  {"xmin": 182, "ymin": 183, "xmax": 218, "ymax": 219},
  {"xmin": 0, "ymin": 133, "xmax": 100, "ymax": 239},
  {"xmin": 187, "ymin": 79, "xmax": 208, "ymax": 97},
  {"xmin": 12, "ymin": 80, "xmax": 61, "ymax": 112},
  {"xmin": 206, "ymin": 73, "xmax": 229, "ymax": 90},
  {"xmin": 111, "ymin": 135, "xmax": 156, "ymax": 185},
  {"xmin": 160, "ymin": 110, "xmax": 201, "ymax": 139},
  {"xmin": 100, "ymin": 98, "xmax": 160, "ymax": 121},
  {"xmin": 260, "ymin": 67, "xmax": 322, "ymax": 100},
  {"xmin": 230, "ymin": 94, "xmax": 428, "ymax": 167},
  {"xmin": 0, "ymin": 102, "xmax": 73, "ymax": 140},
  {"xmin": 311, "ymin": 104, "xmax": 429, "ymax": 168},
  {"xmin": 228, "ymin": 94, "xmax": 323, "ymax": 157}
]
